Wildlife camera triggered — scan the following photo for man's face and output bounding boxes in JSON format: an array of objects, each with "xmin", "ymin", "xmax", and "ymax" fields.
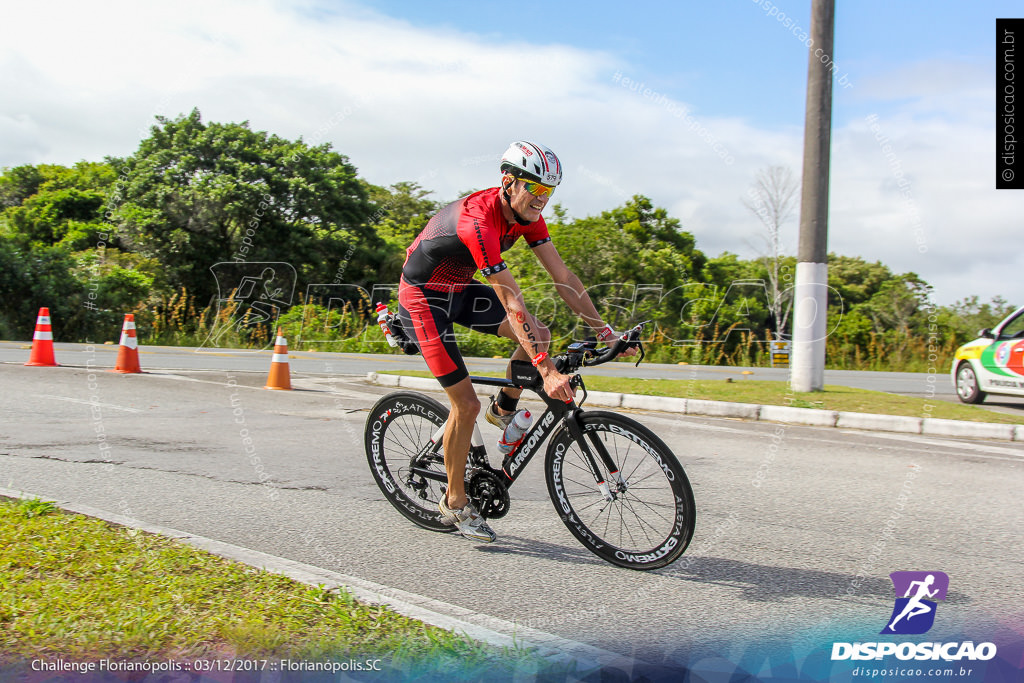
[{"xmin": 507, "ymin": 177, "xmax": 553, "ymax": 223}]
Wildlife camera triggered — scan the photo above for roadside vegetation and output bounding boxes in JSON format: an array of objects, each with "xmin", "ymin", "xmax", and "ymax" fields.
[
  {"xmin": 1, "ymin": 109, "xmax": 1015, "ymax": 373},
  {"xmin": 0, "ymin": 497, "xmax": 546, "ymax": 679},
  {"xmin": 380, "ymin": 370, "xmax": 1024, "ymax": 425}
]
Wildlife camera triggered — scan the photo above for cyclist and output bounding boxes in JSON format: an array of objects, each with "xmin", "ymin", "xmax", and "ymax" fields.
[{"xmin": 396, "ymin": 141, "xmax": 634, "ymax": 543}]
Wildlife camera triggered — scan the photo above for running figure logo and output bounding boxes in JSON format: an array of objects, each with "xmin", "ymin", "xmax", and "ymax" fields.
[{"xmin": 881, "ymin": 571, "xmax": 949, "ymax": 635}]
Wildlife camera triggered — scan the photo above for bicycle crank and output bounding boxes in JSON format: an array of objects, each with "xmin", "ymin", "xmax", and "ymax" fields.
[{"xmin": 466, "ymin": 468, "xmax": 511, "ymax": 519}]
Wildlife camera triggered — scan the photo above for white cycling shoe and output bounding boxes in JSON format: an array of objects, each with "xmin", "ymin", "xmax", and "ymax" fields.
[
  {"xmin": 485, "ymin": 395, "xmax": 515, "ymax": 430},
  {"xmin": 438, "ymin": 498, "xmax": 496, "ymax": 543}
]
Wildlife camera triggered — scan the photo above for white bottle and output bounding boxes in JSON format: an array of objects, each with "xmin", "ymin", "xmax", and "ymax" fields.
[
  {"xmin": 497, "ymin": 410, "xmax": 533, "ymax": 454},
  {"xmin": 375, "ymin": 303, "xmax": 398, "ymax": 347}
]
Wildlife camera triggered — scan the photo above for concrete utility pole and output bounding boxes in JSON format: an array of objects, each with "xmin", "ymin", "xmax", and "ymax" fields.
[{"xmin": 791, "ymin": 0, "xmax": 835, "ymax": 392}]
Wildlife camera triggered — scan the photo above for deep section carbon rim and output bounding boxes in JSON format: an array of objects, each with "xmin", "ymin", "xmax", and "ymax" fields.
[
  {"xmin": 546, "ymin": 412, "xmax": 695, "ymax": 570},
  {"xmin": 364, "ymin": 392, "xmax": 452, "ymax": 532}
]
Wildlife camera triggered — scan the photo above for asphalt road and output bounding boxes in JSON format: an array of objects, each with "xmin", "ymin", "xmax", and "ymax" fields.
[{"xmin": 2, "ymin": 358, "xmax": 1022, "ymax": 668}]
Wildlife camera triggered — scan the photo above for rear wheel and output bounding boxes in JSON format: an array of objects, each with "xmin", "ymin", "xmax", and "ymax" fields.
[
  {"xmin": 545, "ymin": 411, "xmax": 695, "ymax": 570},
  {"xmin": 955, "ymin": 362, "xmax": 986, "ymax": 404},
  {"xmin": 365, "ymin": 391, "xmax": 454, "ymax": 532}
]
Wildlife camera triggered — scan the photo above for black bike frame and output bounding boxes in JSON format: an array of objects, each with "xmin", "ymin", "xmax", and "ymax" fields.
[{"xmin": 408, "ymin": 365, "xmax": 622, "ymax": 491}]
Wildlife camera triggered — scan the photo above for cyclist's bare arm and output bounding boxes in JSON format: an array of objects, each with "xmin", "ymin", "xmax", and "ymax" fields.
[
  {"xmin": 531, "ymin": 241, "xmax": 637, "ymax": 356},
  {"xmin": 485, "ymin": 268, "xmax": 573, "ymax": 401}
]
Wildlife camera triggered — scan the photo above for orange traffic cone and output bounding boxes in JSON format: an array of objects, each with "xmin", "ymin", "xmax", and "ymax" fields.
[
  {"xmin": 112, "ymin": 314, "xmax": 143, "ymax": 373},
  {"xmin": 25, "ymin": 307, "xmax": 59, "ymax": 367},
  {"xmin": 264, "ymin": 327, "xmax": 291, "ymax": 390}
]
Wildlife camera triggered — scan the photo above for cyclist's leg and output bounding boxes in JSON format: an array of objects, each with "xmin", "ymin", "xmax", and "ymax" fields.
[
  {"xmin": 441, "ymin": 377, "xmax": 479, "ymax": 509},
  {"xmin": 397, "ymin": 281, "xmax": 467, "ymax": 387},
  {"xmin": 398, "ymin": 282, "xmax": 478, "ymax": 508}
]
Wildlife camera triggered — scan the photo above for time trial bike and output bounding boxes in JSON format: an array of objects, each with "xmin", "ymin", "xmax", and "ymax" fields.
[{"xmin": 364, "ymin": 322, "xmax": 696, "ymax": 570}]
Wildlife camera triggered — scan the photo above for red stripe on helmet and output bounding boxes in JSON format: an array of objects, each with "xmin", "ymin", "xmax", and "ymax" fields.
[{"xmin": 528, "ymin": 142, "xmax": 549, "ymax": 173}]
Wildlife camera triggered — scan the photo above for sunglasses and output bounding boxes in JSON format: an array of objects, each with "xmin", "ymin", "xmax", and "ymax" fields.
[{"xmin": 521, "ymin": 180, "xmax": 555, "ymax": 198}]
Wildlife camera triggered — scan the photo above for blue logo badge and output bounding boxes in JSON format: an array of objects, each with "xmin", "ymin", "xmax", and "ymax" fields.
[
  {"xmin": 997, "ymin": 343, "xmax": 1011, "ymax": 365},
  {"xmin": 881, "ymin": 571, "xmax": 949, "ymax": 635}
]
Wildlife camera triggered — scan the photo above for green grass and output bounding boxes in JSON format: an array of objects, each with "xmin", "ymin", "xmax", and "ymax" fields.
[
  {"xmin": 380, "ymin": 370, "xmax": 1024, "ymax": 425},
  {"xmin": 0, "ymin": 497, "xmax": 547, "ymax": 678}
]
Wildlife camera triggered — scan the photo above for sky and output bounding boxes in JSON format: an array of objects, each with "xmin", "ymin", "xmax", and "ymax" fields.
[{"xmin": 1, "ymin": 0, "xmax": 1020, "ymax": 306}]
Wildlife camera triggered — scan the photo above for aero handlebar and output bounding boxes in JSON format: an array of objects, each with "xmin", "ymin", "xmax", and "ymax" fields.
[
  {"xmin": 553, "ymin": 321, "xmax": 649, "ymax": 374},
  {"xmin": 583, "ymin": 321, "xmax": 648, "ymax": 367}
]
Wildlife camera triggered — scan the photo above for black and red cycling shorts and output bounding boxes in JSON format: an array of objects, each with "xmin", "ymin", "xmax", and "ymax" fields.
[{"xmin": 397, "ymin": 278, "xmax": 507, "ymax": 388}]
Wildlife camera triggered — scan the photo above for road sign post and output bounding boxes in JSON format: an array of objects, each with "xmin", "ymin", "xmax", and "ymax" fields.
[{"xmin": 770, "ymin": 340, "xmax": 791, "ymax": 368}]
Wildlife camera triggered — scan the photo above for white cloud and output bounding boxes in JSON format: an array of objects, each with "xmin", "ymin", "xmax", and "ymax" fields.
[
  {"xmin": 0, "ymin": 0, "xmax": 1015, "ymax": 306},
  {"xmin": 828, "ymin": 65, "xmax": 1019, "ymax": 306}
]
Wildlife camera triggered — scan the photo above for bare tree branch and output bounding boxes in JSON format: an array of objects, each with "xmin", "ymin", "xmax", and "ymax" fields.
[{"xmin": 743, "ymin": 165, "xmax": 799, "ymax": 339}]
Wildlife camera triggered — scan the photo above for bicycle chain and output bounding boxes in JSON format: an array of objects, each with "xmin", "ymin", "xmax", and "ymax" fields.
[{"xmin": 466, "ymin": 468, "xmax": 511, "ymax": 519}]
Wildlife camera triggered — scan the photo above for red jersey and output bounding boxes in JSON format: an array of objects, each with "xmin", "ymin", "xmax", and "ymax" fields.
[{"xmin": 400, "ymin": 187, "xmax": 550, "ymax": 292}]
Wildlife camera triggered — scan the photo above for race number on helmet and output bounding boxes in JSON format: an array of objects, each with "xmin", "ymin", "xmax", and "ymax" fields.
[{"xmin": 499, "ymin": 141, "xmax": 562, "ymax": 187}]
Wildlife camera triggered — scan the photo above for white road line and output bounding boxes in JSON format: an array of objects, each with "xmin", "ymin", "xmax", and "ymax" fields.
[
  {"xmin": 34, "ymin": 394, "xmax": 144, "ymax": 413},
  {"xmin": 144, "ymin": 372, "xmax": 385, "ymax": 401},
  {"xmin": 846, "ymin": 431, "xmax": 1024, "ymax": 460},
  {"xmin": 634, "ymin": 412, "xmax": 753, "ymax": 435}
]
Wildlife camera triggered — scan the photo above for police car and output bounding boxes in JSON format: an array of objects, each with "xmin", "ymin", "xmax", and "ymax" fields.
[{"xmin": 951, "ymin": 305, "xmax": 1024, "ymax": 403}]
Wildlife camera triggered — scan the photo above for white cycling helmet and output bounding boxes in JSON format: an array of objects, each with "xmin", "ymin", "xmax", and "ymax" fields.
[{"xmin": 500, "ymin": 141, "xmax": 562, "ymax": 186}]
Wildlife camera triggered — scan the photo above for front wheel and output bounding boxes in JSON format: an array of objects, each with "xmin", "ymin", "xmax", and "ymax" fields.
[
  {"xmin": 955, "ymin": 362, "xmax": 986, "ymax": 404},
  {"xmin": 545, "ymin": 411, "xmax": 695, "ymax": 570},
  {"xmin": 365, "ymin": 391, "xmax": 454, "ymax": 532}
]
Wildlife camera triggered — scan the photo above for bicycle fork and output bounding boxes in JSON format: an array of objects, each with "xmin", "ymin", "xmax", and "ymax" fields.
[{"xmin": 564, "ymin": 409, "xmax": 627, "ymax": 502}]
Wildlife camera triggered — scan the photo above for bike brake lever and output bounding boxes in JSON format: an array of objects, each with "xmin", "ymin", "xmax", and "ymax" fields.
[
  {"xmin": 573, "ymin": 375, "xmax": 589, "ymax": 407},
  {"xmin": 622, "ymin": 321, "xmax": 647, "ymax": 367}
]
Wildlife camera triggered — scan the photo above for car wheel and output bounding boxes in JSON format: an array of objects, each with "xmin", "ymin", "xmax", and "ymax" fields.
[{"xmin": 956, "ymin": 362, "xmax": 986, "ymax": 404}]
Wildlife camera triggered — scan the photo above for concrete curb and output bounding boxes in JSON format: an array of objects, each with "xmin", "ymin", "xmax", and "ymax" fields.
[
  {"xmin": 366, "ymin": 372, "xmax": 494, "ymax": 397},
  {"xmin": 365, "ymin": 373, "xmax": 1024, "ymax": 442},
  {"xmin": 0, "ymin": 486, "xmax": 634, "ymax": 672},
  {"xmin": 686, "ymin": 398, "xmax": 761, "ymax": 420},
  {"xmin": 621, "ymin": 394, "xmax": 685, "ymax": 413},
  {"xmin": 922, "ymin": 419, "xmax": 1017, "ymax": 441},
  {"xmin": 759, "ymin": 404, "xmax": 838, "ymax": 427},
  {"xmin": 584, "ymin": 390, "xmax": 624, "ymax": 408},
  {"xmin": 835, "ymin": 412, "xmax": 923, "ymax": 434}
]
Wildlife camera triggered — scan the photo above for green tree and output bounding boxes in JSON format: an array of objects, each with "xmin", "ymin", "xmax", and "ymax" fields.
[
  {"xmin": 0, "ymin": 165, "xmax": 46, "ymax": 208},
  {"xmin": 700, "ymin": 252, "xmax": 793, "ymax": 342},
  {"xmin": 107, "ymin": 109, "xmax": 382, "ymax": 305},
  {"xmin": 5, "ymin": 187, "xmax": 107, "ymax": 248},
  {"xmin": 827, "ymin": 254, "xmax": 894, "ymax": 310},
  {"xmin": 1, "ymin": 162, "xmax": 118, "ymax": 250},
  {"xmin": 367, "ymin": 181, "xmax": 441, "ymax": 282},
  {"xmin": 858, "ymin": 273, "xmax": 933, "ymax": 338},
  {"xmin": 0, "ymin": 238, "xmax": 79, "ymax": 339},
  {"xmin": 502, "ymin": 196, "xmax": 707, "ymax": 344},
  {"xmin": 935, "ymin": 296, "xmax": 1018, "ymax": 344},
  {"xmin": 0, "ymin": 162, "xmax": 148, "ymax": 341}
]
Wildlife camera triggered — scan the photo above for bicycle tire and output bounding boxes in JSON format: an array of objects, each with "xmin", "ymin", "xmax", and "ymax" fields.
[
  {"xmin": 545, "ymin": 411, "xmax": 695, "ymax": 570},
  {"xmin": 365, "ymin": 391, "xmax": 454, "ymax": 533}
]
